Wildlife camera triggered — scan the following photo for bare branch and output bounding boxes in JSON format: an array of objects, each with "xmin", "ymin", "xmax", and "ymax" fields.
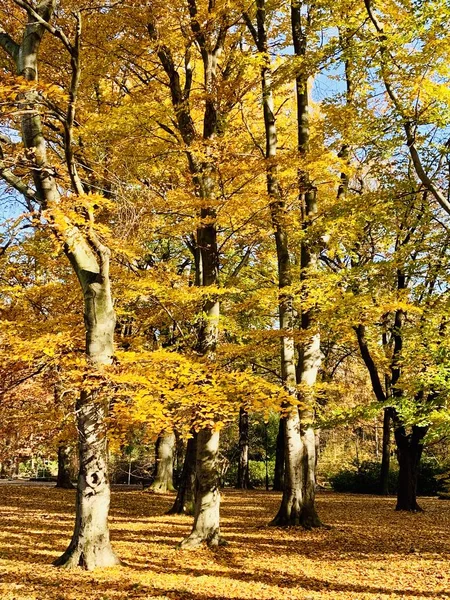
[
  {"xmin": 13, "ymin": 0, "xmax": 73, "ymax": 52},
  {"xmin": 63, "ymin": 11, "xmax": 85, "ymax": 196}
]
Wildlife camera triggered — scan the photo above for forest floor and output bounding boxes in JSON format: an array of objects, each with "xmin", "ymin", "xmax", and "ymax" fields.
[{"xmin": 0, "ymin": 486, "xmax": 449, "ymax": 600}]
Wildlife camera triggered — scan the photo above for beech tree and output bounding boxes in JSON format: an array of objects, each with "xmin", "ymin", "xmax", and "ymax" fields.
[
  {"xmin": 148, "ymin": 431, "xmax": 176, "ymax": 493},
  {"xmin": 0, "ymin": 0, "xmax": 120, "ymax": 568}
]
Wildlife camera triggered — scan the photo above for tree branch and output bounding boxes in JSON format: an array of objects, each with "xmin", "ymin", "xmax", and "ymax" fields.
[
  {"xmin": 13, "ymin": 0, "xmax": 72, "ymax": 52},
  {"xmin": 0, "ymin": 30, "xmax": 20, "ymax": 60},
  {"xmin": 364, "ymin": 0, "xmax": 450, "ymax": 217},
  {"xmin": 63, "ymin": 11, "xmax": 85, "ymax": 196},
  {"xmin": 354, "ymin": 324, "xmax": 386, "ymax": 403}
]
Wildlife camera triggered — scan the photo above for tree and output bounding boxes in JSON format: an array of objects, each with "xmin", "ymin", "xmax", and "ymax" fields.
[
  {"xmin": 148, "ymin": 431, "xmax": 176, "ymax": 493},
  {"xmin": 236, "ymin": 408, "xmax": 250, "ymax": 489},
  {"xmin": 0, "ymin": 1, "xmax": 119, "ymax": 568}
]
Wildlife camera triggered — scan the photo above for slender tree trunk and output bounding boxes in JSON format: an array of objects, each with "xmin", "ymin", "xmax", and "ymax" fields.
[
  {"xmin": 56, "ymin": 444, "xmax": 74, "ymax": 489},
  {"xmin": 179, "ymin": 430, "xmax": 223, "ymax": 548},
  {"xmin": 148, "ymin": 432, "xmax": 176, "ymax": 493},
  {"xmin": 380, "ymin": 408, "xmax": 391, "ymax": 495},
  {"xmin": 236, "ymin": 408, "xmax": 250, "ymax": 489},
  {"xmin": 245, "ymin": 1, "xmax": 321, "ymax": 526},
  {"xmin": 148, "ymin": 6, "xmax": 225, "ymax": 547},
  {"xmin": 268, "ymin": 0, "xmax": 321, "ymax": 528},
  {"xmin": 168, "ymin": 434, "xmax": 197, "ymax": 515},
  {"xmin": 273, "ymin": 418, "xmax": 285, "ymax": 491},
  {"xmin": 174, "ymin": 431, "xmax": 184, "ymax": 487},
  {"xmin": 272, "ymin": 337, "xmax": 322, "ymax": 528},
  {"xmin": 394, "ymin": 425, "xmax": 427, "ymax": 511}
]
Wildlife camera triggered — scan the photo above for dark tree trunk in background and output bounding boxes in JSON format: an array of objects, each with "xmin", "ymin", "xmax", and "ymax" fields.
[
  {"xmin": 395, "ymin": 425, "xmax": 427, "ymax": 511},
  {"xmin": 273, "ymin": 418, "xmax": 285, "ymax": 491},
  {"xmin": 237, "ymin": 408, "xmax": 250, "ymax": 489},
  {"xmin": 56, "ymin": 444, "xmax": 74, "ymax": 489},
  {"xmin": 174, "ymin": 431, "xmax": 185, "ymax": 487},
  {"xmin": 148, "ymin": 432, "xmax": 176, "ymax": 493},
  {"xmin": 168, "ymin": 434, "xmax": 197, "ymax": 515},
  {"xmin": 379, "ymin": 408, "xmax": 391, "ymax": 495}
]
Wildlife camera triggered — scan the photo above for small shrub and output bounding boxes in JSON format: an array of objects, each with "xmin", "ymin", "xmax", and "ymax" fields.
[
  {"xmin": 329, "ymin": 459, "xmax": 446, "ymax": 496},
  {"xmin": 329, "ymin": 461, "xmax": 397, "ymax": 494}
]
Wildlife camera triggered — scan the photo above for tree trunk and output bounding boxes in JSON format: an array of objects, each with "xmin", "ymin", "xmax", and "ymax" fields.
[
  {"xmin": 271, "ymin": 412, "xmax": 304, "ymax": 525},
  {"xmin": 273, "ymin": 417, "xmax": 285, "ymax": 491},
  {"xmin": 55, "ymin": 394, "xmax": 118, "ymax": 569},
  {"xmin": 267, "ymin": 0, "xmax": 321, "ymax": 528},
  {"xmin": 168, "ymin": 434, "xmax": 197, "ymax": 515},
  {"xmin": 148, "ymin": 7, "xmax": 226, "ymax": 547},
  {"xmin": 236, "ymin": 408, "xmax": 250, "ymax": 489},
  {"xmin": 179, "ymin": 429, "xmax": 223, "ymax": 548},
  {"xmin": 245, "ymin": 1, "xmax": 321, "ymax": 527},
  {"xmin": 174, "ymin": 431, "xmax": 184, "ymax": 487},
  {"xmin": 148, "ymin": 432, "xmax": 176, "ymax": 493},
  {"xmin": 292, "ymin": 0, "xmax": 322, "ymax": 529},
  {"xmin": 380, "ymin": 408, "xmax": 391, "ymax": 495},
  {"xmin": 271, "ymin": 424, "xmax": 321, "ymax": 528},
  {"xmin": 56, "ymin": 444, "xmax": 74, "ymax": 489},
  {"xmin": 394, "ymin": 425, "xmax": 427, "ymax": 512},
  {"xmin": 55, "ymin": 284, "xmax": 120, "ymax": 569}
]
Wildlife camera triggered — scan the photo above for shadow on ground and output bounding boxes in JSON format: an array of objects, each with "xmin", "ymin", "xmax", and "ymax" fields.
[{"xmin": 0, "ymin": 485, "xmax": 449, "ymax": 600}]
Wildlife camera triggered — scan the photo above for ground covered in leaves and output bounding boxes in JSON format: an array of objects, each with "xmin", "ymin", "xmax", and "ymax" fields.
[{"xmin": 0, "ymin": 485, "xmax": 449, "ymax": 600}]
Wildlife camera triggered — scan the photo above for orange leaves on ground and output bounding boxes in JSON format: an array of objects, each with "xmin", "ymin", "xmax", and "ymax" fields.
[{"xmin": 1, "ymin": 485, "xmax": 450, "ymax": 600}]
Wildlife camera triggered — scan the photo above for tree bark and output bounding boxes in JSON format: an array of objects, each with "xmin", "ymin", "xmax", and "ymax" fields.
[
  {"xmin": 291, "ymin": 0, "xmax": 322, "ymax": 529},
  {"xmin": 179, "ymin": 429, "xmax": 223, "ymax": 548},
  {"xmin": 394, "ymin": 425, "xmax": 427, "ymax": 511},
  {"xmin": 167, "ymin": 434, "xmax": 197, "ymax": 515},
  {"xmin": 148, "ymin": 432, "xmax": 176, "ymax": 493},
  {"xmin": 0, "ymin": 3, "xmax": 119, "ymax": 569},
  {"xmin": 54, "ymin": 280, "xmax": 120, "ymax": 569},
  {"xmin": 236, "ymin": 408, "xmax": 250, "ymax": 489},
  {"xmin": 379, "ymin": 408, "xmax": 391, "ymax": 495},
  {"xmin": 273, "ymin": 417, "xmax": 285, "ymax": 491},
  {"xmin": 56, "ymin": 444, "xmax": 74, "ymax": 489}
]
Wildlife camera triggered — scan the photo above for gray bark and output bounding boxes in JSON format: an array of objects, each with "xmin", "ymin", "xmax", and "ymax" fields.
[
  {"xmin": 245, "ymin": 0, "xmax": 321, "ymax": 528},
  {"xmin": 289, "ymin": 0, "xmax": 321, "ymax": 528},
  {"xmin": 54, "ymin": 273, "xmax": 119, "ymax": 568},
  {"xmin": 149, "ymin": 1, "xmax": 227, "ymax": 547},
  {"xmin": 148, "ymin": 432, "xmax": 176, "ymax": 493},
  {"xmin": 179, "ymin": 429, "xmax": 223, "ymax": 548}
]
